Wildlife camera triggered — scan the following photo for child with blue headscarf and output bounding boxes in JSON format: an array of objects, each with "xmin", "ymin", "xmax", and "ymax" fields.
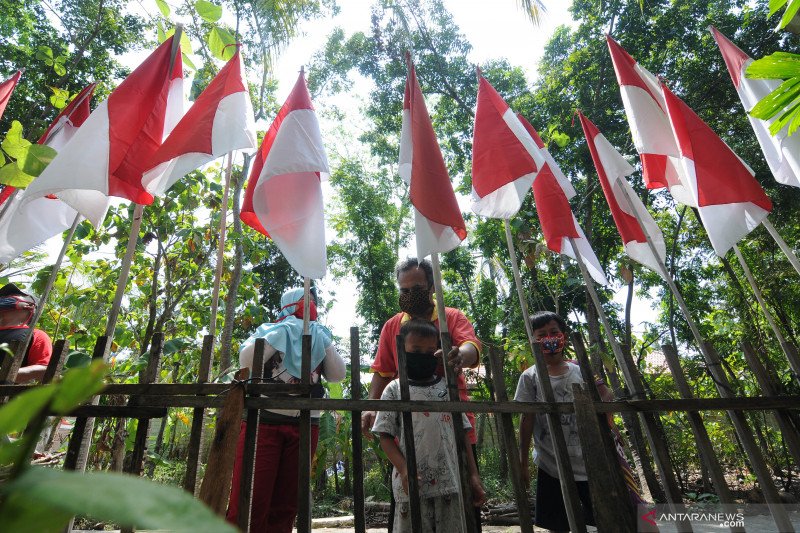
[{"xmin": 226, "ymin": 287, "xmax": 345, "ymax": 532}]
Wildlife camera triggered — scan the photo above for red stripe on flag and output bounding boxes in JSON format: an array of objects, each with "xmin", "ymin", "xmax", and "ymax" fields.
[
  {"xmin": 471, "ymin": 76, "xmax": 537, "ymax": 197},
  {"xmin": 710, "ymin": 26, "xmax": 749, "ymax": 89},
  {"xmin": 406, "ymin": 62, "xmax": 466, "ymax": 239},
  {"xmin": 640, "ymin": 153, "xmax": 670, "ymax": 189},
  {"xmin": 531, "ymin": 168, "xmax": 579, "ymax": 253}
]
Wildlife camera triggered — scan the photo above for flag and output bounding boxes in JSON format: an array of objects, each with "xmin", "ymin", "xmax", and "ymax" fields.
[
  {"xmin": 662, "ymin": 83, "xmax": 772, "ymax": 256},
  {"xmin": 710, "ymin": 26, "xmax": 800, "ymax": 188},
  {"xmin": 470, "ymin": 75, "xmax": 544, "ymax": 218},
  {"xmin": 400, "ymin": 57, "xmax": 466, "ymax": 259},
  {"xmin": 0, "ymin": 84, "xmax": 100, "ymax": 264},
  {"xmin": 240, "ymin": 71, "xmax": 328, "ymax": 279},
  {"xmin": 531, "ymin": 157, "xmax": 609, "ymax": 286},
  {"xmin": 22, "ymin": 36, "xmax": 185, "ymax": 226},
  {"xmin": 517, "ymin": 113, "xmax": 577, "ymax": 199},
  {"xmin": 606, "ymin": 36, "xmax": 696, "ymax": 207},
  {"xmin": 0, "ymin": 70, "xmax": 21, "ymax": 121},
  {"xmin": 578, "ymin": 112, "xmax": 667, "ymax": 277},
  {"xmin": 142, "ymin": 50, "xmax": 256, "ymax": 196},
  {"xmin": 0, "ymin": 70, "xmax": 22, "ymax": 208}
]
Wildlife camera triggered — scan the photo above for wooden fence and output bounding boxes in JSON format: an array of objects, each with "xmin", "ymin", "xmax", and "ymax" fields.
[{"xmin": 1, "ymin": 327, "xmax": 799, "ymax": 533}]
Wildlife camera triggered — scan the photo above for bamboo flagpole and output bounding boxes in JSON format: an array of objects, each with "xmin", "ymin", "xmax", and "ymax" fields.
[
  {"xmin": 762, "ymin": 218, "xmax": 800, "ymax": 278},
  {"xmin": 732, "ymin": 244, "xmax": 800, "ymax": 386},
  {"xmin": 296, "ymin": 275, "xmax": 313, "ymax": 533},
  {"xmin": 614, "ymin": 186, "xmax": 795, "ymax": 531},
  {"xmin": 12, "ymin": 214, "xmax": 81, "ymax": 361},
  {"xmin": 208, "ymin": 151, "xmax": 234, "ymax": 347},
  {"xmin": 429, "ymin": 252, "xmax": 479, "ymax": 533},
  {"xmin": 503, "ymin": 219, "xmax": 587, "ymax": 533}
]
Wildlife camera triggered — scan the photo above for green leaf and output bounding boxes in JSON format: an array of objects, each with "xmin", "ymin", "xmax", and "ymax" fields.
[
  {"xmin": 746, "ymin": 52, "xmax": 800, "ymax": 79},
  {"xmin": 771, "ymin": 0, "xmax": 790, "ymax": 16},
  {"xmin": 35, "ymin": 46, "xmax": 53, "ymax": 64},
  {"xmin": 16, "ymin": 144, "xmax": 57, "ymax": 177},
  {"xmin": 0, "ymin": 150, "xmax": 5, "ymax": 166},
  {"xmin": 0, "ymin": 468, "xmax": 238, "ymax": 532},
  {"xmin": 780, "ymin": 0, "xmax": 800, "ymax": 28},
  {"xmin": 64, "ymin": 350, "xmax": 92, "ymax": 369},
  {"xmin": 53, "ymin": 62, "xmax": 66, "ymax": 77},
  {"xmin": 157, "ymin": 20, "xmax": 166, "ymax": 43},
  {"xmin": 155, "ymin": 0, "xmax": 170, "ymax": 18},
  {"xmin": 749, "ymin": 76, "xmax": 800, "ymax": 120},
  {"xmin": 48, "ymin": 86, "xmax": 70, "ymax": 109},
  {"xmin": 50, "ymin": 360, "xmax": 106, "ymax": 413},
  {"xmin": 182, "ymin": 52, "xmax": 197, "ymax": 71},
  {"xmin": 195, "ymin": 0, "xmax": 222, "ymax": 22},
  {"xmin": 206, "ymin": 26, "xmax": 237, "ymax": 61},
  {"xmin": 0, "ymin": 385, "xmax": 55, "ymax": 436},
  {"xmin": 1, "ymin": 121, "xmax": 32, "ymax": 160},
  {"xmin": 0, "ymin": 163, "xmax": 35, "ymax": 188},
  {"xmin": 327, "ymin": 381, "xmax": 343, "ymax": 399}
]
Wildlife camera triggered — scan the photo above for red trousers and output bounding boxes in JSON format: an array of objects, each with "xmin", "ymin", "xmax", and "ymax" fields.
[{"xmin": 226, "ymin": 422, "xmax": 320, "ymax": 533}]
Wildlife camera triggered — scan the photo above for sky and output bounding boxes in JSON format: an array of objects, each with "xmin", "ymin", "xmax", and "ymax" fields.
[{"xmin": 38, "ymin": 0, "xmax": 659, "ymax": 343}]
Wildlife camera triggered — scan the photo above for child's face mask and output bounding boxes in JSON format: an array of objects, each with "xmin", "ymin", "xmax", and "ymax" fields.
[
  {"xmin": 405, "ymin": 352, "xmax": 438, "ymax": 380},
  {"xmin": 540, "ymin": 333, "xmax": 566, "ymax": 354}
]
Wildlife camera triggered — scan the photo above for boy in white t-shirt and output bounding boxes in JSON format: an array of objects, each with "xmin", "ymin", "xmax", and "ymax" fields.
[
  {"xmin": 515, "ymin": 311, "xmax": 614, "ymax": 532},
  {"xmin": 373, "ymin": 318, "xmax": 486, "ymax": 532}
]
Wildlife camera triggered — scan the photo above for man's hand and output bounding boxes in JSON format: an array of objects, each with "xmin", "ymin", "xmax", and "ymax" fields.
[
  {"xmin": 434, "ymin": 346, "xmax": 465, "ymax": 374},
  {"xmin": 361, "ymin": 411, "xmax": 377, "ymax": 438},
  {"xmin": 470, "ymin": 474, "xmax": 487, "ymax": 507}
]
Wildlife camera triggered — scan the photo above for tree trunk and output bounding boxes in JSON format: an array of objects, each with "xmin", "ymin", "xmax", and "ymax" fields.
[
  {"xmin": 344, "ymin": 455, "xmax": 352, "ymax": 496},
  {"xmin": 109, "ymin": 416, "xmax": 128, "ymax": 472},
  {"xmin": 219, "ymin": 155, "xmax": 251, "ymax": 372}
]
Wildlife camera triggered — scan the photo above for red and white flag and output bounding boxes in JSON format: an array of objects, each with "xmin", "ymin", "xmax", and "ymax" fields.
[
  {"xmin": 0, "ymin": 70, "xmax": 21, "ymax": 121},
  {"xmin": 401, "ymin": 57, "xmax": 466, "ymax": 259},
  {"xmin": 0, "ymin": 70, "xmax": 22, "ymax": 208},
  {"xmin": 23, "ymin": 36, "xmax": 185, "ymax": 226},
  {"xmin": 0, "ymin": 84, "xmax": 100, "ymax": 263},
  {"xmin": 142, "ymin": 50, "xmax": 256, "ymax": 196},
  {"xmin": 517, "ymin": 114, "xmax": 577, "ymax": 199},
  {"xmin": 531, "ymin": 154, "xmax": 609, "ymax": 286},
  {"xmin": 662, "ymin": 83, "xmax": 772, "ymax": 256},
  {"xmin": 578, "ymin": 112, "xmax": 666, "ymax": 276},
  {"xmin": 240, "ymin": 71, "xmax": 328, "ymax": 279},
  {"xmin": 470, "ymin": 75, "xmax": 544, "ymax": 218},
  {"xmin": 606, "ymin": 36, "xmax": 696, "ymax": 207},
  {"xmin": 711, "ymin": 26, "xmax": 800, "ymax": 188}
]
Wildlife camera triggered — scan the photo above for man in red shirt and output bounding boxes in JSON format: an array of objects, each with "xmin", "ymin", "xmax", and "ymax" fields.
[
  {"xmin": 361, "ymin": 258, "xmax": 481, "ymax": 442},
  {"xmin": 0, "ymin": 283, "xmax": 52, "ymax": 383}
]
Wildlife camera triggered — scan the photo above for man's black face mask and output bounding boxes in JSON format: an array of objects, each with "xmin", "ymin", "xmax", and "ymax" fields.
[
  {"xmin": 398, "ymin": 286, "xmax": 432, "ymax": 316},
  {"xmin": 405, "ymin": 351, "xmax": 438, "ymax": 381}
]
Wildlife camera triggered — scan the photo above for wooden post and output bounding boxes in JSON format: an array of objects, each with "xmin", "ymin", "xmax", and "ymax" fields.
[
  {"xmin": 396, "ymin": 335, "xmax": 423, "ymax": 533},
  {"xmin": 236, "ymin": 338, "xmax": 265, "ymax": 531},
  {"xmin": 296, "ymin": 332, "xmax": 312, "ymax": 533},
  {"xmin": 571, "ymin": 384, "xmax": 636, "ymax": 533},
  {"xmin": 208, "ymin": 152, "xmax": 234, "ymax": 348},
  {"xmin": 63, "ymin": 335, "xmax": 111, "ymax": 533},
  {"xmin": 121, "ymin": 333, "xmax": 162, "ymax": 533},
  {"xmin": 126, "ymin": 332, "xmax": 163, "ymax": 476},
  {"xmin": 762, "ymin": 217, "xmax": 800, "ymax": 278},
  {"xmin": 733, "ymin": 244, "xmax": 800, "ymax": 386},
  {"xmin": 184, "ymin": 334, "xmax": 214, "ymax": 494},
  {"xmin": 351, "ymin": 327, "xmax": 366, "ymax": 533},
  {"xmin": 661, "ymin": 344, "xmax": 744, "ymax": 533},
  {"xmin": 571, "ymin": 334, "xmax": 637, "ymax": 524},
  {"xmin": 199, "ymin": 367, "xmax": 249, "ymax": 514},
  {"xmin": 0, "ymin": 340, "xmax": 26, "ymax": 384},
  {"xmin": 703, "ymin": 341, "xmax": 794, "ymax": 532},
  {"xmin": 486, "ymin": 345, "xmax": 533, "ymax": 533},
  {"xmin": 741, "ymin": 341, "xmax": 800, "ymax": 467},
  {"xmin": 567, "ymin": 236, "xmax": 688, "ymax": 528},
  {"xmin": 430, "ymin": 253, "xmax": 478, "ymax": 533},
  {"xmin": 41, "ymin": 339, "xmax": 68, "ymax": 384}
]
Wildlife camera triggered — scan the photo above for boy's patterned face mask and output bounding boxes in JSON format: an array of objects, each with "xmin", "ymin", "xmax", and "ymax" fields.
[{"xmin": 540, "ymin": 333, "xmax": 565, "ymax": 354}]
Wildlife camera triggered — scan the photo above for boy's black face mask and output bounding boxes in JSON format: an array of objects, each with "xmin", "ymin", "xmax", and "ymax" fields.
[{"xmin": 405, "ymin": 352, "xmax": 438, "ymax": 381}]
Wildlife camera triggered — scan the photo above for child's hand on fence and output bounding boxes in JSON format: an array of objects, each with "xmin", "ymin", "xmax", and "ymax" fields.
[{"xmin": 469, "ymin": 474, "xmax": 487, "ymax": 507}]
